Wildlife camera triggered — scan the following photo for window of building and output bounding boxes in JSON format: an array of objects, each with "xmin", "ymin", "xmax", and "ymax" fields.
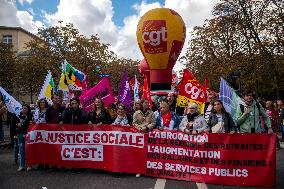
[{"xmin": 2, "ymin": 35, "xmax": 12, "ymax": 44}]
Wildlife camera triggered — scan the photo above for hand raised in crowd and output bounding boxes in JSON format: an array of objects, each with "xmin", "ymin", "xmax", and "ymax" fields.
[
  {"xmin": 243, "ymin": 107, "xmax": 252, "ymax": 116},
  {"xmin": 267, "ymin": 128, "xmax": 273, "ymax": 134}
]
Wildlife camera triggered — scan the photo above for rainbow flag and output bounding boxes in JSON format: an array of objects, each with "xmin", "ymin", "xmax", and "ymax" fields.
[
  {"xmin": 58, "ymin": 60, "xmax": 86, "ymax": 91},
  {"xmin": 38, "ymin": 70, "xmax": 55, "ymax": 104}
]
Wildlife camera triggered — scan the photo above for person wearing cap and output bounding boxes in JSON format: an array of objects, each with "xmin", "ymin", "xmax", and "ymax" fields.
[
  {"xmin": 156, "ymin": 100, "xmax": 181, "ymax": 131},
  {"xmin": 179, "ymin": 102, "xmax": 209, "ymax": 135},
  {"xmin": 112, "ymin": 103, "xmax": 132, "ymax": 126},
  {"xmin": 236, "ymin": 90, "xmax": 273, "ymax": 134}
]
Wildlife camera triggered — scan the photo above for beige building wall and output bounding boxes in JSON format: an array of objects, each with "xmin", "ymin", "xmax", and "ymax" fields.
[
  {"xmin": 1, "ymin": 27, "xmax": 38, "ymax": 104},
  {"xmin": 0, "ymin": 27, "xmax": 35, "ymax": 53}
]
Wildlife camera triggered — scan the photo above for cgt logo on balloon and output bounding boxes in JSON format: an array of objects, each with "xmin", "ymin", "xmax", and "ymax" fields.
[{"xmin": 142, "ymin": 20, "xmax": 167, "ymax": 54}]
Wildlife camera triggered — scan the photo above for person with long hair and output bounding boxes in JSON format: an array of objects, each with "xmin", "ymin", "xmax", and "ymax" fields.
[
  {"xmin": 33, "ymin": 98, "xmax": 49, "ymax": 124},
  {"xmin": 133, "ymin": 100, "xmax": 142, "ymax": 112},
  {"xmin": 32, "ymin": 98, "xmax": 49, "ymax": 170},
  {"xmin": 87, "ymin": 98, "xmax": 112, "ymax": 125},
  {"xmin": 265, "ymin": 100, "xmax": 279, "ymax": 131},
  {"xmin": 207, "ymin": 100, "xmax": 237, "ymax": 133},
  {"xmin": 179, "ymin": 103, "xmax": 208, "ymax": 134},
  {"xmin": 133, "ymin": 99, "xmax": 156, "ymax": 132},
  {"xmin": 62, "ymin": 98, "xmax": 87, "ymax": 124},
  {"xmin": 16, "ymin": 104, "xmax": 32, "ymax": 171}
]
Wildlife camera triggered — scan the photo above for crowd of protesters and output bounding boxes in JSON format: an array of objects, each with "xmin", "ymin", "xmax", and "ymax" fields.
[{"xmin": 0, "ymin": 88, "xmax": 283, "ymax": 173}]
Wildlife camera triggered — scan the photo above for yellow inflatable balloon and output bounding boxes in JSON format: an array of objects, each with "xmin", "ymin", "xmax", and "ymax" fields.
[{"xmin": 136, "ymin": 8, "xmax": 186, "ymax": 90}]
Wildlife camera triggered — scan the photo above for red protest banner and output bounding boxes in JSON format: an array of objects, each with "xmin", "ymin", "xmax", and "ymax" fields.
[{"xmin": 26, "ymin": 124, "xmax": 276, "ymax": 187}]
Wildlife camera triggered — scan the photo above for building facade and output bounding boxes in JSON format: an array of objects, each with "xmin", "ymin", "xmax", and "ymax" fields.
[
  {"xmin": 0, "ymin": 26, "xmax": 38, "ymax": 103},
  {"xmin": 0, "ymin": 26, "xmax": 36, "ymax": 55}
]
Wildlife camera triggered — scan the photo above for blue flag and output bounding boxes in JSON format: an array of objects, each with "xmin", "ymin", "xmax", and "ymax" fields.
[
  {"xmin": 219, "ymin": 78, "xmax": 244, "ymax": 122},
  {"xmin": 118, "ymin": 68, "xmax": 133, "ymax": 109},
  {"xmin": 0, "ymin": 86, "xmax": 22, "ymax": 116},
  {"xmin": 133, "ymin": 75, "xmax": 140, "ymax": 102}
]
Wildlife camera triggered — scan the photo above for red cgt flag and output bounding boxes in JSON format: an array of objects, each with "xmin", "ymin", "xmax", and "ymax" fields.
[
  {"xmin": 142, "ymin": 76, "xmax": 152, "ymax": 108},
  {"xmin": 176, "ymin": 69, "xmax": 206, "ymax": 114}
]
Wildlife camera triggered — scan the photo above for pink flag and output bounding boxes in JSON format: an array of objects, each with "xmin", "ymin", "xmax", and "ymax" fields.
[
  {"xmin": 81, "ymin": 78, "xmax": 89, "ymax": 96},
  {"xmin": 79, "ymin": 77, "xmax": 115, "ymax": 112}
]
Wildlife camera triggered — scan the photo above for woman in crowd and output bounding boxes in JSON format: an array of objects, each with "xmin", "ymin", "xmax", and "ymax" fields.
[
  {"xmin": 133, "ymin": 99, "xmax": 156, "ymax": 132},
  {"xmin": 87, "ymin": 98, "xmax": 112, "ymax": 125},
  {"xmin": 265, "ymin": 100, "xmax": 279, "ymax": 131},
  {"xmin": 266, "ymin": 100, "xmax": 281, "ymax": 150},
  {"xmin": 207, "ymin": 100, "xmax": 237, "ymax": 133},
  {"xmin": 16, "ymin": 104, "xmax": 33, "ymax": 171},
  {"xmin": 29, "ymin": 98, "xmax": 49, "ymax": 171},
  {"xmin": 33, "ymin": 98, "xmax": 49, "ymax": 124},
  {"xmin": 179, "ymin": 103, "xmax": 208, "ymax": 134},
  {"xmin": 112, "ymin": 104, "xmax": 132, "ymax": 126},
  {"xmin": 133, "ymin": 100, "xmax": 142, "ymax": 113},
  {"xmin": 62, "ymin": 98, "xmax": 87, "ymax": 124}
]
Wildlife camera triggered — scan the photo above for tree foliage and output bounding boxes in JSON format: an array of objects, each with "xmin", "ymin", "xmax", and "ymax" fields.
[
  {"xmin": 0, "ymin": 43, "xmax": 16, "ymax": 91},
  {"xmin": 182, "ymin": 0, "xmax": 284, "ymax": 99},
  {"xmin": 14, "ymin": 22, "xmax": 140, "ymax": 102}
]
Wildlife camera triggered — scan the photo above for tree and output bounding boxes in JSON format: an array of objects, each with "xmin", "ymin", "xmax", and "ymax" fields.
[
  {"xmin": 16, "ymin": 22, "xmax": 140, "ymax": 100},
  {"xmin": 182, "ymin": 0, "xmax": 284, "ymax": 99},
  {"xmin": 0, "ymin": 43, "xmax": 16, "ymax": 91}
]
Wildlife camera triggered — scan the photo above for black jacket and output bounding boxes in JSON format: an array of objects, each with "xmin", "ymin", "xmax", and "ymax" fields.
[
  {"xmin": 208, "ymin": 112, "xmax": 237, "ymax": 133},
  {"xmin": 87, "ymin": 109, "xmax": 112, "ymax": 124},
  {"xmin": 62, "ymin": 108, "xmax": 87, "ymax": 125},
  {"xmin": 45, "ymin": 105, "xmax": 65, "ymax": 124},
  {"xmin": 16, "ymin": 113, "xmax": 32, "ymax": 134}
]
